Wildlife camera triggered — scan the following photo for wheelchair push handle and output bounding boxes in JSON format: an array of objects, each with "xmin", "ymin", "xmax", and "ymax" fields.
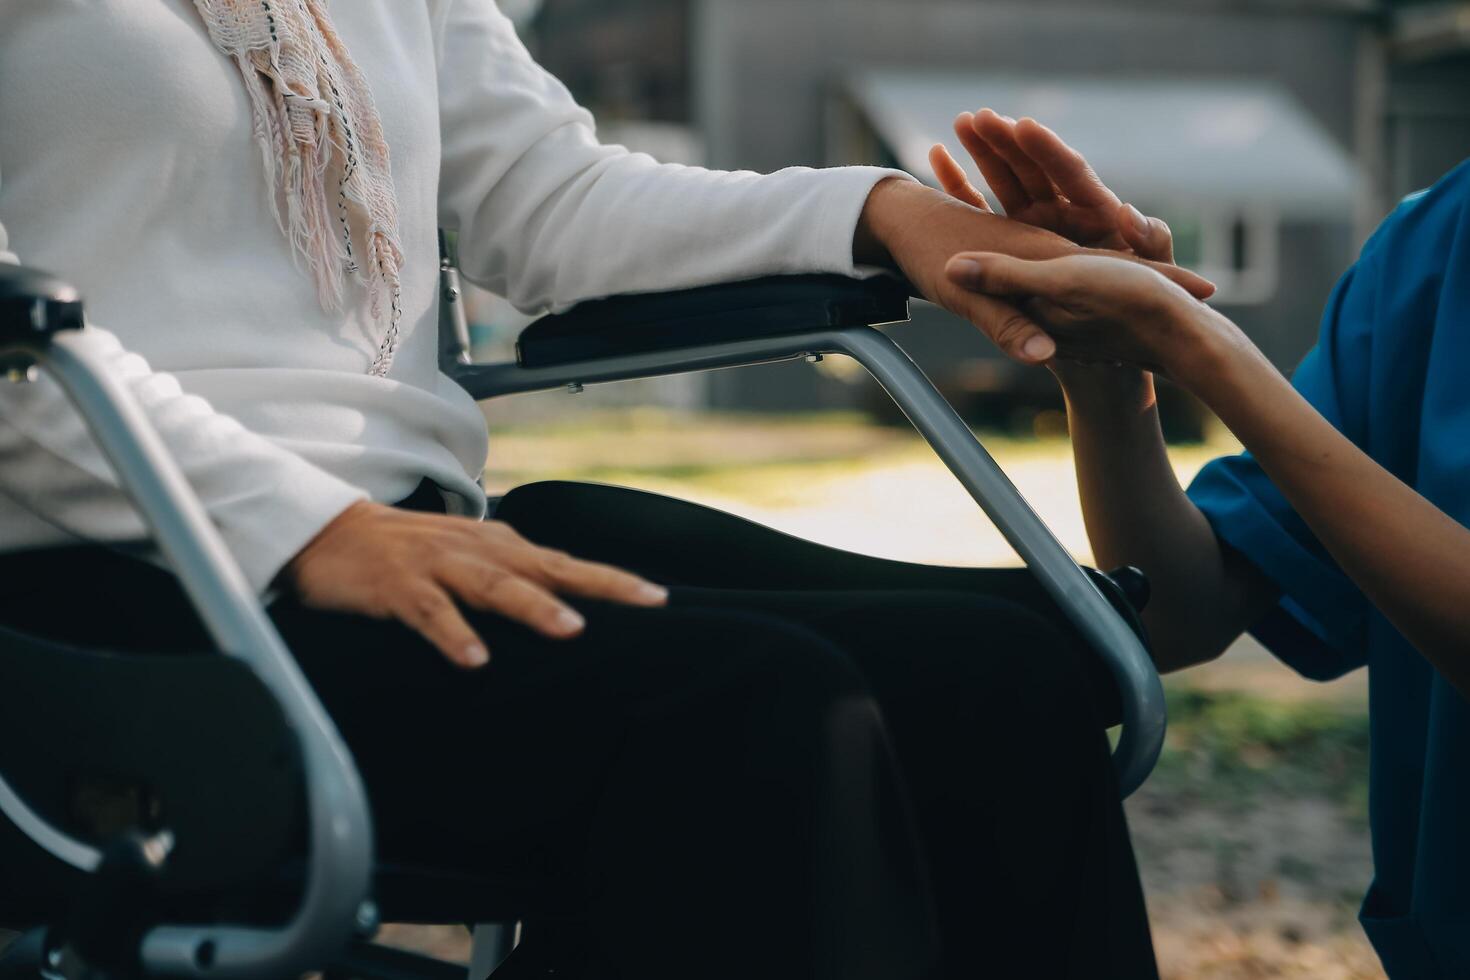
[{"xmin": 0, "ymin": 264, "xmax": 374, "ymax": 979}]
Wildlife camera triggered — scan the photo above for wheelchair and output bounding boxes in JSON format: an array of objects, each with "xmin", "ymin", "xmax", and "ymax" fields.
[{"xmin": 0, "ymin": 244, "xmax": 1167, "ymax": 979}]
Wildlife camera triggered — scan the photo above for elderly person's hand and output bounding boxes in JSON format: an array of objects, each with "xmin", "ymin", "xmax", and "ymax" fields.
[
  {"xmin": 930, "ymin": 110, "xmax": 1177, "ymax": 263},
  {"xmin": 929, "ymin": 109, "xmax": 1217, "ymax": 402},
  {"xmin": 281, "ymin": 503, "xmax": 669, "ymax": 668},
  {"xmin": 852, "ymin": 158, "xmax": 1212, "ymax": 366}
]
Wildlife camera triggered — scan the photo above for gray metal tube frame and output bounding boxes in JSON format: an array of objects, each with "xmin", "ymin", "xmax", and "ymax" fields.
[
  {"xmin": 0, "ymin": 333, "xmax": 373, "ymax": 979},
  {"xmin": 455, "ymin": 326, "xmax": 1167, "ymax": 796},
  {"xmin": 468, "ymin": 923, "xmax": 518, "ymax": 980}
]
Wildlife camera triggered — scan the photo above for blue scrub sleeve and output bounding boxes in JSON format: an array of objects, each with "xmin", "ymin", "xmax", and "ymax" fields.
[{"xmin": 1186, "ymin": 258, "xmax": 1379, "ymax": 681}]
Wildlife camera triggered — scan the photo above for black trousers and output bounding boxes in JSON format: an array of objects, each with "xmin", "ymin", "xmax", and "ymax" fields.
[{"xmin": 0, "ymin": 481, "xmax": 1156, "ymax": 980}]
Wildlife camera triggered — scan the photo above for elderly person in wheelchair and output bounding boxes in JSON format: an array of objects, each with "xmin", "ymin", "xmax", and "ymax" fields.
[{"xmin": 0, "ymin": 4, "xmax": 1214, "ymax": 979}]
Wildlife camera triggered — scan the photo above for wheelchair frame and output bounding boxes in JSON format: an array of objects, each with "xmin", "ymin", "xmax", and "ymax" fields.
[{"xmin": 0, "ymin": 251, "xmax": 1166, "ymax": 978}]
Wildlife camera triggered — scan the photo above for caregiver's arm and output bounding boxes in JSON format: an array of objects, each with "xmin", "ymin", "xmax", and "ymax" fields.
[
  {"xmin": 431, "ymin": 0, "xmax": 1210, "ymax": 365},
  {"xmin": 949, "ymin": 253, "xmax": 1470, "ymax": 694},
  {"xmin": 1051, "ymin": 363, "xmax": 1277, "ymax": 672},
  {"xmin": 929, "ymin": 112, "xmax": 1274, "ymax": 669}
]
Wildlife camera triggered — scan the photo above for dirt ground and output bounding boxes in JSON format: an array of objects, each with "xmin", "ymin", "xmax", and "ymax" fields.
[{"xmin": 1130, "ymin": 764, "xmax": 1378, "ymax": 979}]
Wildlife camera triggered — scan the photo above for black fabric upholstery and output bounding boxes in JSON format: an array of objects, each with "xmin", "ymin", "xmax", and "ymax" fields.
[
  {"xmin": 515, "ymin": 274, "xmax": 911, "ymax": 368},
  {"xmin": 0, "ymin": 626, "xmax": 304, "ymax": 925}
]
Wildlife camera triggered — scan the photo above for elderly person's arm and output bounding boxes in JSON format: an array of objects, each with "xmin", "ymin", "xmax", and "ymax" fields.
[
  {"xmin": 288, "ymin": 7, "xmax": 1211, "ymax": 666},
  {"xmin": 0, "ymin": 192, "xmax": 665, "ymax": 670},
  {"xmin": 0, "ymin": 204, "xmax": 368, "ymax": 595},
  {"xmin": 431, "ymin": 0, "xmax": 1212, "ymax": 367}
]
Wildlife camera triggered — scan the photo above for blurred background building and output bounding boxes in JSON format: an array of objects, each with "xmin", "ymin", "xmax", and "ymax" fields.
[{"xmin": 474, "ymin": 0, "xmax": 1470, "ymax": 433}]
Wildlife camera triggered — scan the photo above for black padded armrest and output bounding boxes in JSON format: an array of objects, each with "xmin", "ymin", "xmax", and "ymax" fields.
[{"xmin": 515, "ymin": 274, "xmax": 911, "ymax": 369}]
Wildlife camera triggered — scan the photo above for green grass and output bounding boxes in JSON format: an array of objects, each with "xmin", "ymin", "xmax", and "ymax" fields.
[
  {"xmin": 484, "ymin": 407, "xmax": 876, "ymax": 438},
  {"xmin": 569, "ymin": 453, "xmax": 909, "ymax": 497},
  {"xmin": 484, "ymin": 408, "xmax": 1243, "ymax": 500},
  {"xmin": 1149, "ymin": 687, "xmax": 1371, "ymax": 821}
]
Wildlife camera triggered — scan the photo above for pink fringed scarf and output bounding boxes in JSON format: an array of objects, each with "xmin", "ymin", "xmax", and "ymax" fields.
[{"xmin": 192, "ymin": 0, "xmax": 406, "ymax": 376}]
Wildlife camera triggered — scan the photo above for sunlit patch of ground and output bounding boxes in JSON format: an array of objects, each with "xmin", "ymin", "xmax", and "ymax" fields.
[
  {"xmin": 399, "ymin": 410, "xmax": 1381, "ymax": 978},
  {"xmin": 484, "ymin": 408, "xmax": 1236, "ymax": 566}
]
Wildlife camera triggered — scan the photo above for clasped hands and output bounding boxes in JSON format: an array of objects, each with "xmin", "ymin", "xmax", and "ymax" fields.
[{"xmin": 857, "ymin": 109, "xmax": 1234, "ymax": 391}]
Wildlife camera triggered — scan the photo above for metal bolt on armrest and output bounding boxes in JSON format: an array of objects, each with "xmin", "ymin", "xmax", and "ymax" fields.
[{"xmin": 0, "ymin": 265, "xmax": 85, "ymax": 377}]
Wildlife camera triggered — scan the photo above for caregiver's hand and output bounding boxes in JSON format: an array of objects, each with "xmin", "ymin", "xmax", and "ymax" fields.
[
  {"xmin": 280, "ymin": 502, "xmax": 669, "ymax": 668},
  {"xmin": 929, "ymin": 111, "xmax": 1185, "ymax": 400},
  {"xmin": 852, "ymin": 177, "xmax": 1213, "ymax": 365},
  {"xmin": 943, "ymin": 251, "xmax": 1238, "ymax": 382},
  {"xmin": 947, "ymin": 254, "xmax": 1470, "ymax": 692}
]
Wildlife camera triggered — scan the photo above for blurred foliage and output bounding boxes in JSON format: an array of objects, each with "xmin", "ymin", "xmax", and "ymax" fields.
[{"xmin": 1151, "ymin": 688, "xmax": 1371, "ymax": 822}]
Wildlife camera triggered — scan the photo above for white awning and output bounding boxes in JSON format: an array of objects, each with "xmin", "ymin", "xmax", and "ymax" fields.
[{"xmin": 845, "ymin": 70, "xmax": 1360, "ymax": 219}]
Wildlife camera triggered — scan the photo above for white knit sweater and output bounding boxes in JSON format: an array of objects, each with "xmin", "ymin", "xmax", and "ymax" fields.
[{"xmin": 0, "ymin": 0, "xmax": 904, "ymax": 591}]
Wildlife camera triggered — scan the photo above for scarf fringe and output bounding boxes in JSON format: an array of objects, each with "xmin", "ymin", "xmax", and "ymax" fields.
[{"xmin": 195, "ymin": 0, "xmax": 405, "ymax": 375}]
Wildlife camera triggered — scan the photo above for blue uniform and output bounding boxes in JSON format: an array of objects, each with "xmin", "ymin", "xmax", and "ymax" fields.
[{"xmin": 1188, "ymin": 159, "xmax": 1470, "ymax": 977}]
